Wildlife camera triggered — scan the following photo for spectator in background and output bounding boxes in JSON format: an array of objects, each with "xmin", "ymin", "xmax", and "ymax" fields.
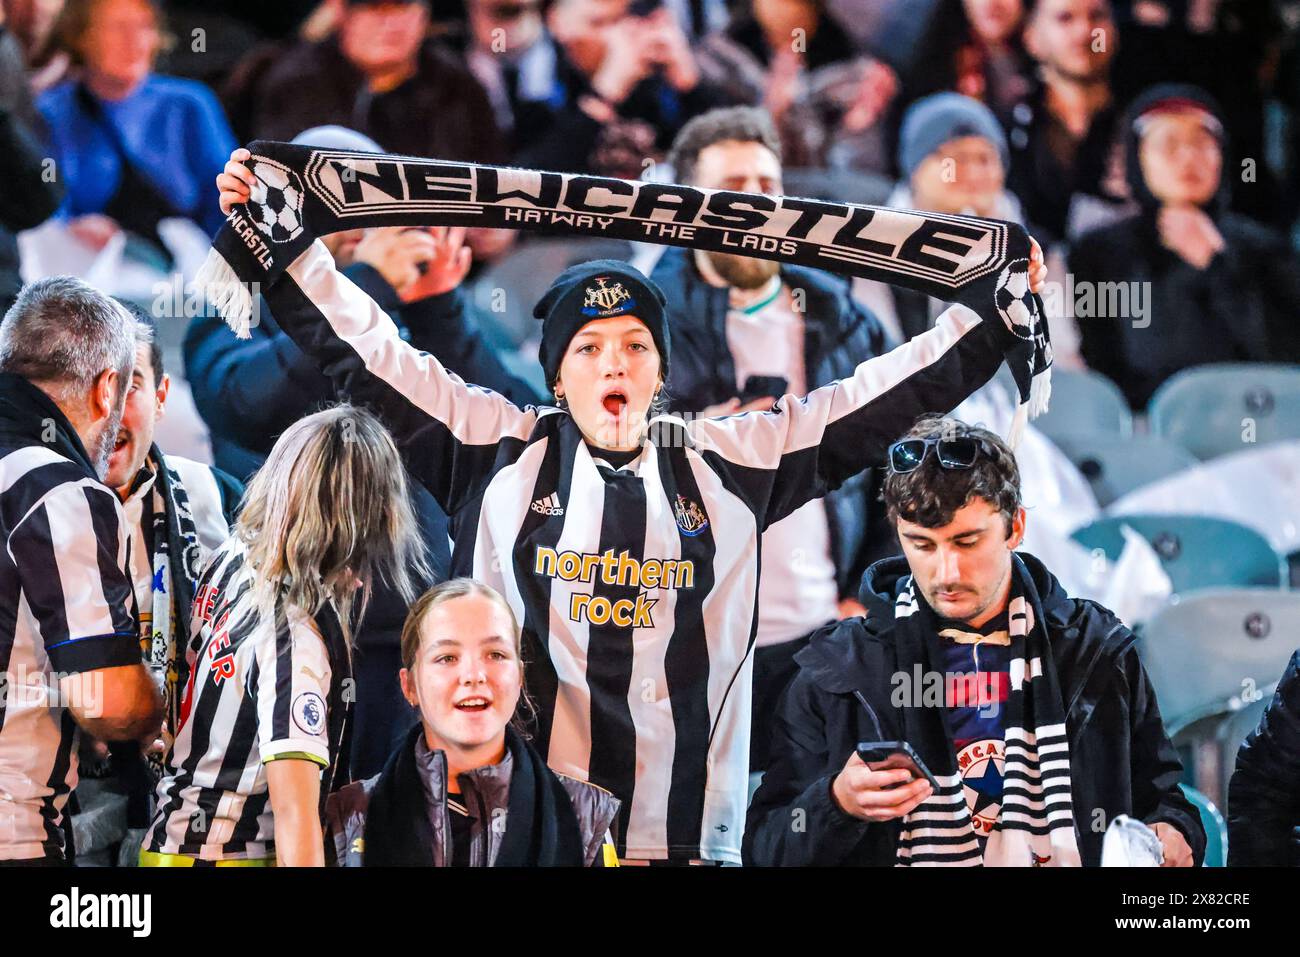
[
  {"xmin": 695, "ymin": 0, "xmax": 898, "ymax": 173},
  {"xmin": 244, "ymin": 0, "xmax": 504, "ymax": 166},
  {"xmin": 654, "ymin": 107, "xmax": 890, "ymax": 772},
  {"xmin": 541, "ymin": 0, "xmax": 730, "ymax": 177},
  {"xmin": 1227, "ymin": 650, "xmax": 1300, "ymax": 866},
  {"xmin": 36, "ymin": 0, "xmax": 236, "ymax": 257},
  {"xmin": 464, "ymin": 0, "xmax": 729, "ymax": 176},
  {"xmin": 854, "ymin": 92, "xmax": 1022, "ymax": 344},
  {"xmin": 6, "ymin": 0, "xmax": 74, "ymax": 92},
  {"xmin": 951, "ymin": 0, "xmax": 1032, "ymax": 112},
  {"xmin": 1070, "ymin": 84, "xmax": 1300, "ymax": 410},
  {"xmin": 1, "ymin": 2, "xmax": 64, "ymax": 315},
  {"xmin": 459, "ymin": 0, "xmax": 569, "ymax": 164},
  {"xmin": 184, "ymin": 126, "xmax": 540, "ymax": 778},
  {"xmin": 1107, "ymin": 0, "xmax": 1293, "ymax": 230},
  {"xmin": 0, "ymin": 277, "xmax": 162, "ymax": 864},
  {"xmin": 1003, "ymin": 0, "xmax": 1124, "ymax": 246}
]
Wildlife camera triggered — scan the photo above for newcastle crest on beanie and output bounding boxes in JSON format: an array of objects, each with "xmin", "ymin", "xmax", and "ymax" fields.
[{"xmin": 532, "ymin": 259, "xmax": 670, "ymax": 388}]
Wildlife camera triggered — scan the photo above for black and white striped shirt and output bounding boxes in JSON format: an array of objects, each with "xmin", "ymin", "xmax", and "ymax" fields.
[
  {"xmin": 266, "ymin": 241, "xmax": 1012, "ymax": 862},
  {"xmin": 144, "ymin": 536, "xmax": 349, "ymax": 861},
  {"xmin": 0, "ymin": 375, "xmax": 140, "ymax": 860}
]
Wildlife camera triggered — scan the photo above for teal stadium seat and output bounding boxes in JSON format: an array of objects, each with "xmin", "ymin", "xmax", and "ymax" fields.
[
  {"xmin": 1049, "ymin": 432, "xmax": 1197, "ymax": 507},
  {"xmin": 1137, "ymin": 588, "xmax": 1299, "ymax": 728},
  {"xmin": 1136, "ymin": 589, "xmax": 1300, "ymax": 806},
  {"xmin": 1179, "ymin": 785, "xmax": 1228, "ymax": 867},
  {"xmin": 1148, "ymin": 363, "xmax": 1300, "ymax": 461},
  {"xmin": 1029, "ymin": 368, "xmax": 1133, "ymax": 444},
  {"xmin": 1070, "ymin": 515, "xmax": 1286, "ymax": 595}
]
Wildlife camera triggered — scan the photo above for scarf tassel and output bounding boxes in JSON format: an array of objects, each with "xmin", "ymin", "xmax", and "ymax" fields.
[{"xmin": 195, "ymin": 246, "xmax": 255, "ymax": 339}]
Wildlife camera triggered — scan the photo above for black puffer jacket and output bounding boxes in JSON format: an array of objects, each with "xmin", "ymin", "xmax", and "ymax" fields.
[
  {"xmin": 744, "ymin": 552, "xmax": 1205, "ymax": 866},
  {"xmin": 1227, "ymin": 650, "xmax": 1300, "ymax": 866},
  {"xmin": 652, "ymin": 247, "xmax": 896, "ymax": 597},
  {"xmin": 325, "ymin": 727, "xmax": 621, "ymax": 867}
]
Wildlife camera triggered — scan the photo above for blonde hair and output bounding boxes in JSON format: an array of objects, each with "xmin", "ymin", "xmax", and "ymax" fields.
[{"xmin": 237, "ymin": 404, "xmax": 429, "ymax": 643}]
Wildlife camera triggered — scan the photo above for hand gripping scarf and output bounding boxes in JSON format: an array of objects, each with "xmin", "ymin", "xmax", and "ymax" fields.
[
  {"xmin": 891, "ymin": 555, "xmax": 1082, "ymax": 867},
  {"xmin": 195, "ymin": 142, "xmax": 1052, "ymax": 443}
]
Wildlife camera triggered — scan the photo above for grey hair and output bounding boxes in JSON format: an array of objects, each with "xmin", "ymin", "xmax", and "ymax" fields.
[{"xmin": 0, "ymin": 276, "xmax": 135, "ymax": 403}]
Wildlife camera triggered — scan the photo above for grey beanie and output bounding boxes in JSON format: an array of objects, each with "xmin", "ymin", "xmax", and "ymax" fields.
[{"xmin": 897, "ymin": 93, "xmax": 1009, "ymax": 180}]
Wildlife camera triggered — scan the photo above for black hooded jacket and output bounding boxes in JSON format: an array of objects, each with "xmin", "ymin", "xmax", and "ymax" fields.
[
  {"xmin": 744, "ymin": 552, "xmax": 1205, "ymax": 866},
  {"xmin": 1227, "ymin": 650, "xmax": 1300, "ymax": 866},
  {"xmin": 1069, "ymin": 83, "xmax": 1300, "ymax": 409}
]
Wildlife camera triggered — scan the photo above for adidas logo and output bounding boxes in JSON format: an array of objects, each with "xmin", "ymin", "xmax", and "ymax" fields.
[{"xmin": 531, "ymin": 492, "xmax": 564, "ymax": 517}]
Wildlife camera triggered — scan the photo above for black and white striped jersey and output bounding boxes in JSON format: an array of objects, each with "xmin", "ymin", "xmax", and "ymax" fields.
[
  {"xmin": 0, "ymin": 383, "xmax": 140, "ymax": 860},
  {"xmin": 266, "ymin": 241, "xmax": 1012, "ymax": 862},
  {"xmin": 143, "ymin": 536, "xmax": 349, "ymax": 861}
]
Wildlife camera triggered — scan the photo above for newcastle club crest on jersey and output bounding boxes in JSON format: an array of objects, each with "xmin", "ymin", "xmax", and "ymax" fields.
[
  {"xmin": 582, "ymin": 277, "xmax": 635, "ymax": 318},
  {"xmin": 674, "ymin": 495, "xmax": 709, "ymax": 536}
]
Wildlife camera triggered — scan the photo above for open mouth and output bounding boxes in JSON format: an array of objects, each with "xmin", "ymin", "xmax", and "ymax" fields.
[
  {"xmin": 455, "ymin": 697, "xmax": 492, "ymax": 713},
  {"xmin": 112, "ymin": 432, "xmax": 129, "ymax": 454},
  {"xmin": 601, "ymin": 391, "xmax": 627, "ymax": 417}
]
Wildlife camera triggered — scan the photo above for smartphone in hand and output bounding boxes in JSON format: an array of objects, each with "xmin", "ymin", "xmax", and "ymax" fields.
[{"xmin": 856, "ymin": 740, "xmax": 940, "ymax": 791}]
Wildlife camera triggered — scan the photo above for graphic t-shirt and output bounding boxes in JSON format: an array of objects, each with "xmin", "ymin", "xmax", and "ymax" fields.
[{"xmin": 937, "ymin": 611, "xmax": 1012, "ymax": 847}]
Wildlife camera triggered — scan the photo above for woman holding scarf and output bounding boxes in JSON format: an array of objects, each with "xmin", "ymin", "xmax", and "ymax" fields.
[
  {"xmin": 215, "ymin": 151, "xmax": 1047, "ymax": 864},
  {"xmin": 140, "ymin": 405, "xmax": 429, "ymax": 866},
  {"xmin": 326, "ymin": 579, "xmax": 621, "ymax": 866}
]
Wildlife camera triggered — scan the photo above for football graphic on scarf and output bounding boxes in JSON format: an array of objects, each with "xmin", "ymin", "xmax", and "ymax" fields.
[
  {"xmin": 246, "ymin": 156, "xmax": 306, "ymax": 243},
  {"xmin": 994, "ymin": 259, "xmax": 1036, "ymax": 340}
]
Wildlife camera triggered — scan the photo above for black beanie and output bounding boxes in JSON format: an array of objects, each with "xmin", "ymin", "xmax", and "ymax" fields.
[{"xmin": 532, "ymin": 259, "xmax": 670, "ymax": 389}]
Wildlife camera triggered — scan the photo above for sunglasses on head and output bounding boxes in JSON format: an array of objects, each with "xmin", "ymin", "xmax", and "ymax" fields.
[{"xmin": 888, "ymin": 435, "xmax": 994, "ymax": 473}]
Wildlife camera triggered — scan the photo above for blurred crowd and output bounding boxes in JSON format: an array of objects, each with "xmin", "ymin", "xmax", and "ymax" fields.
[
  {"xmin": 2, "ymin": 0, "xmax": 1300, "ymax": 407},
  {"xmin": 1, "ymin": 0, "xmax": 1300, "ymax": 867}
]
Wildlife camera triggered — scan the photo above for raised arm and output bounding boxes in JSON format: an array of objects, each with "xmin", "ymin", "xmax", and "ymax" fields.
[
  {"xmin": 216, "ymin": 150, "xmax": 539, "ymax": 515},
  {"xmin": 266, "ymin": 241, "xmax": 539, "ymax": 514},
  {"xmin": 686, "ymin": 301, "xmax": 1012, "ymax": 530}
]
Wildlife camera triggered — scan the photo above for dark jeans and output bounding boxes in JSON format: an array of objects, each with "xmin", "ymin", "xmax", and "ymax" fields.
[{"xmin": 750, "ymin": 633, "xmax": 813, "ymax": 773}]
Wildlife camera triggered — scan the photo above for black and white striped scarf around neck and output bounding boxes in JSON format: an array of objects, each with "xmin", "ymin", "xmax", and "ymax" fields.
[{"xmin": 893, "ymin": 555, "xmax": 1082, "ymax": 867}]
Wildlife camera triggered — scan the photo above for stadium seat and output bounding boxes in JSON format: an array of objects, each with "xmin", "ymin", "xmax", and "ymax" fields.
[
  {"xmin": 1026, "ymin": 368, "xmax": 1133, "ymax": 444},
  {"xmin": 1049, "ymin": 432, "xmax": 1197, "ymax": 507},
  {"xmin": 1070, "ymin": 515, "xmax": 1286, "ymax": 595},
  {"xmin": 1137, "ymin": 588, "xmax": 1298, "ymax": 738},
  {"xmin": 1180, "ymin": 785, "xmax": 1228, "ymax": 867},
  {"xmin": 1147, "ymin": 363, "xmax": 1300, "ymax": 461},
  {"xmin": 468, "ymin": 236, "xmax": 637, "ymax": 347},
  {"xmin": 1138, "ymin": 589, "xmax": 1299, "ymax": 808}
]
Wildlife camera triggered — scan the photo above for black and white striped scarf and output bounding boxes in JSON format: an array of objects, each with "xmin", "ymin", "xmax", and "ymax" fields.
[
  {"xmin": 893, "ymin": 555, "xmax": 1081, "ymax": 867},
  {"xmin": 195, "ymin": 142, "xmax": 1052, "ymax": 443}
]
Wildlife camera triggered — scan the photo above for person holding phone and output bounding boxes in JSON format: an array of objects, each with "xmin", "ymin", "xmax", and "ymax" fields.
[
  {"xmin": 745, "ymin": 415, "xmax": 1204, "ymax": 867},
  {"xmin": 653, "ymin": 106, "xmax": 894, "ymax": 773}
]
